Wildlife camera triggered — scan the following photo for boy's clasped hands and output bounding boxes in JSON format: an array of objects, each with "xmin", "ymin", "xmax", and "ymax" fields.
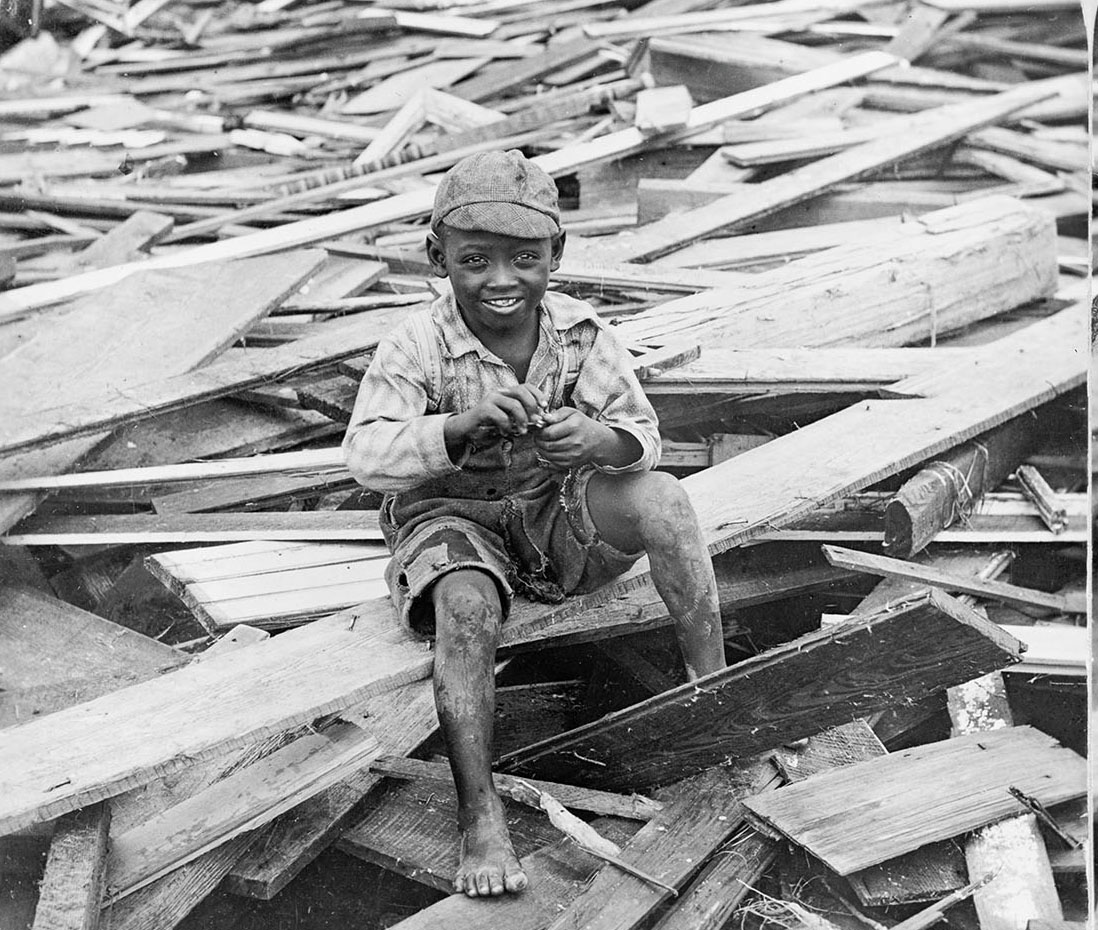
[{"xmin": 444, "ymin": 383, "xmax": 619, "ymax": 469}]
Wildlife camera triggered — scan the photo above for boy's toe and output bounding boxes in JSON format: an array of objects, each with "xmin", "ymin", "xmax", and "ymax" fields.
[{"xmin": 504, "ymin": 865, "xmax": 528, "ymax": 894}]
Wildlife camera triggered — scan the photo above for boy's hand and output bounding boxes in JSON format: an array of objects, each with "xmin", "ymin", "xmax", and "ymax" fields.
[
  {"xmin": 533, "ymin": 407, "xmax": 639, "ymax": 469},
  {"xmin": 445, "ymin": 384, "xmax": 547, "ymax": 458}
]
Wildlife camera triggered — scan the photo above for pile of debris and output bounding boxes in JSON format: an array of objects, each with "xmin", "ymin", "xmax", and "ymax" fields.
[{"xmin": 0, "ymin": 0, "xmax": 1089, "ymax": 927}]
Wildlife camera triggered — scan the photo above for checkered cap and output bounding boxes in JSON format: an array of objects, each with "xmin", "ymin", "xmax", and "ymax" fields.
[{"xmin": 431, "ymin": 149, "xmax": 560, "ymax": 239}]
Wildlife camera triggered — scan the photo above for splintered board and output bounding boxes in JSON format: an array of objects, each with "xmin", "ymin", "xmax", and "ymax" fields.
[
  {"xmin": 498, "ymin": 590, "xmax": 1023, "ymax": 791},
  {"xmin": 742, "ymin": 725, "xmax": 1086, "ymax": 875},
  {"xmin": 147, "ymin": 541, "xmax": 390, "ymax": 631}
]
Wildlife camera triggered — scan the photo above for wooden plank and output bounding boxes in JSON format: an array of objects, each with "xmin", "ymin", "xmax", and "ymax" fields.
[
  {"xmin": 3, "ymin": 511, "xmax": 383, "ymax": 546},
  {"xmin": 541, "ymin": 762, "xmax": 781, "ymax": 930},
  {"xmin": 385, "ymin": 817, "xmax": 642, "ymax": 930},
  {"xmin": 0, "ymin": 586, "xmax": 185, "ymax": 692},
  {"xmin": 999, "ymin": 624, "xmax": 1085, "ymax": 676},
  {"xmin": 70, "ymin": 211, "xmax": 174, "ymax": 270},
  {"xmin": 195, "ymin": 578, "xmax": 391, "ymax": 630},
  {"xmin": 147, "ymin": 542, "xmax": 387, "ymax": 587},
  {"xmin": 741, "ymin": 725, "xmax": 1086, "ymax": 875},
  {"xmin": 104, "ymin": 723, "xmax": 381, "ymax": 902},
  {"xmin": 498, "ymin": 589, "xmax": 1023, "ymax": 791},
  {"xmin": 183, "ymin": 558, "xmax": 390, "ymax": 604},
  {"xmin": 150, "ymin": 472, "xmax": 357, "ymax": 514},
  {"xmin": 821, "ymin": 545, "xmax": 1079, "ymax": 613},
  {"xmin": 369, "ymin": 757, "xmax": 664, "ymax": 821},
  {"xmin": 602, "ymin": 81, "xmax": 1056, "ymax": 262},
  {"xmin": 31, "ymin": 803, "xmax": 110, "ymax": 930},
  {"xmin": 634, "ymin": 85, "xmax": 693, "ymax": 135},
  {"xmin": 0, "ymin": 309, "xmax": 412, "ymax": 457},
  {"xmin": 338, "ymin": 775, "xmax": 565, "ymax": 891},
  {"xmin": 611, "ymin": 196, "xmax": 1057, "ymax": 350},
  {"xmin": 224, "ymin": 679, "xmax": 438, "ymax": 899}
]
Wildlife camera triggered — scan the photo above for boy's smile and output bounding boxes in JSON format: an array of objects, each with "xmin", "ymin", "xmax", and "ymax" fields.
[{"xmin": 428, "ymin": 226, "xmax": 565, "ymax": 341}]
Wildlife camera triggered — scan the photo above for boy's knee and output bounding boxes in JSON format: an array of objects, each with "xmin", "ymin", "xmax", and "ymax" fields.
[{"xmin": 432, "ymin": 570, "xmax": 503, "ymax": 633}]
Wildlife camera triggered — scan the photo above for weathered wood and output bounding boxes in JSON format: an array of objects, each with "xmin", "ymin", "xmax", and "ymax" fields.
[
  {"xmin": 32, "ymin": 803, "xmax": 110, "ymax": 930},
  {"xmin": 541, "ymin": 762, "xmax": 781, "ymax": 930},
  {"xmin": 948, "ymin": 673, "xmax": 1064, "ymax": 929},
  {"xmin": 612, "ymin": 196, "xmax": 1057, "ymax": 350},
  {"xmin": 70, "ymin": 211, "xmax": 174, "ymax": 270},
  {"xmin": 498, "ymin": 590, "xmax": 1023, "ymax": 791},
  {"xmin": 3, "ymin": 511, "xmax": 383, "ymax": 546},
  {"xmin": 600, "ymin": 81, "xmax": 1056, "ymax": 261},
  {"xmin": 224, "ymin": 679, "xmax": 438, "ymax": 899},
  {"xmin": 634, "ymin": 85, "xmax": 693, "ymax": 135},
  {"xmin": 742, "ymin": 725, "xmax": 1086, "ymax": 875},
  {"xmin": 369, "ymin": 757, "xmax": 664, "ymax": 821},
  {"xmin": 0, "ymin": 252, "xmax": 326, "ymax": 536},
  {"xmin": 151, "ymin": 472, "xmax": 356, "ymax": 514},
  {"xmin": 821, "ymin": 545, "xmax": 1080, "ymax": 613},
  {"xmin": 0, "ymin": 307, "xmax": 418, "ymax": 457},
  {"xmin": 1, "ymin": 51, "xmax": 896, "ymax": 316},
  {"xmin": 104, "ymin": 724, "xmax": 381, "ymax": 902},
  {"xmin": 883, "ymin": 416, "xmax": 1038, "ymax": 557}
]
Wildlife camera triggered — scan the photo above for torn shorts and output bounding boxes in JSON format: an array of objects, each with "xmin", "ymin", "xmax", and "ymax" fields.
[{"xmin": 380, "ymin": 464, "xmax": 643, "ymax": 637}]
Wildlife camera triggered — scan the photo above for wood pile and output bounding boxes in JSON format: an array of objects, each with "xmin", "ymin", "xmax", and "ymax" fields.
[{"xmin": 0, "ymin": 0, "xmax": 1090, "ymax": 928}]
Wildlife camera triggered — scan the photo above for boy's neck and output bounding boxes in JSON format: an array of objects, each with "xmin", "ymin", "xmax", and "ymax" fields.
[{"xmin": 457, "ymin": 298, "xmax": 541, "ymax": 382}]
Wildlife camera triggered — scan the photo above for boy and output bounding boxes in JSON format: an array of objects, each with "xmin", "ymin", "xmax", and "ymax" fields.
[{"xmin": 343, "ymin": 149, "xmax": 726, "ymax": 899}]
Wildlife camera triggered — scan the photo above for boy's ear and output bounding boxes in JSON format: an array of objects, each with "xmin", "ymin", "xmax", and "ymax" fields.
[
  {"xmin": 549, "ymin": 231, "xmax": 566, "ymax": 271},
  {"xmin": 426, "ymin": 231, "xmax": 448, "ymax": 278}
]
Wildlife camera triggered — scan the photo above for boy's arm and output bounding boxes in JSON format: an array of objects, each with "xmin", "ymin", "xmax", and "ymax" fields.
[
  {"xmin": 342, "ymin": 330, "xmax": 464, "ymax": 491},
  {"xmin": 570, "ymin": 321, "xmax": 660, "ymax": 474}
]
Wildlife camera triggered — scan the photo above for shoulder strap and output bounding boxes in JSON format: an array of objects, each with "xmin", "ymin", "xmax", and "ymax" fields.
[{"xmin": 408, "ymin": 311, "xmax": 443, "ymax": 412}]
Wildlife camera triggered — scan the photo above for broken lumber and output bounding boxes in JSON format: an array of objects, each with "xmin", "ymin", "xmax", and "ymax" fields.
[
  {"xmin": 742, "ymin": 725, "xmax": 1086, "ymax": 875},
  {"xmin": 600, "ymin": 80, "xmax": 1056, "ymax": 262},
  {"xmin": 821, "ymin": 545, "xmax": 1081, "ymax": 613},
  {"xmin": 498, "ymin": 589, "xmax": 1023, "ymax": 790},
  {"xmin": 883, "ymin": 416, "xmax": 1038, "ymax": 557},
  {"xmin": 369, "ymin": 757, "xmax": 663, "ymax": 821},
  {"xmin": 31, "ymin": 802, "xmax": 111, "ymax": 930},
  {"xmin": 612, "ymin": 196, "xmax": 1058, "ymax": 350}
]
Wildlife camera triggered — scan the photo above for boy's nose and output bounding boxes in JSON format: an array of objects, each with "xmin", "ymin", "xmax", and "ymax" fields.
[{"xmin": 487, "ymin": 262, "xmax": 516, "ymax": 287}]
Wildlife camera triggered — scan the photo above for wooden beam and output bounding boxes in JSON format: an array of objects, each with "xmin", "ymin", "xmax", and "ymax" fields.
[
  {"xmin": 498, "ymin": 589, "xmax": 1023, "ymax": 791},
  {"xmin": 601, "ymin": 80, "xmax": 1056, "ymax": 262},
  {"xmin": 743, "ymin": 725, "xmax": 1085, "ymax": 875},
  {"xmin": 31, "ymin": 803, "xmax": 111, "ymax": 930},
  {"xmin": 611, "ymin": 196, "xmax": 1058, "ymax": 350},
  {"xmin": 821, "ymin": 545, "xmax": 1081, "ymax": 613}
]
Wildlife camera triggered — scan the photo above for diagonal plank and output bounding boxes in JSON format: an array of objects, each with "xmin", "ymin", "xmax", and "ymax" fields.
[
  {"xmin": 497, "ymin": 590, "xmax": 1023, "ymax": 790},
  {"xmin": 600, "ymin": 80, "xmax": 1056, "ymax": 262}
]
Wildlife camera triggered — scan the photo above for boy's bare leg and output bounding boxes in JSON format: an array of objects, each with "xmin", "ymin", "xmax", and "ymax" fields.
[
  {"xmin": 431, "ymin": 569, "xmax": 528, "ymax": 897},
  {"xmin": 586, "ymin": 471, "xmax": 726, "ymax": 680}
]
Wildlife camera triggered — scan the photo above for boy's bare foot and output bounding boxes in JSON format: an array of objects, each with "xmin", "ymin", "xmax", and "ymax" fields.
[{"xmin": 455, "ymin": 799, "xmax": 528, "ymax": 897}]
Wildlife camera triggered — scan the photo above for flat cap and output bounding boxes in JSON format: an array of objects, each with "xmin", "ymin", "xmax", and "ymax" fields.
[{"xmin": 431, "ymin": 149, "xmax": 560, "ymax": 239}]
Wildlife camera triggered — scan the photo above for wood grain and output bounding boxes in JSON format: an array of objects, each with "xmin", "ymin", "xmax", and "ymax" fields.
[{"xmin": 742, "ymin": 725, "xmax": 1086, "ymax": 875}]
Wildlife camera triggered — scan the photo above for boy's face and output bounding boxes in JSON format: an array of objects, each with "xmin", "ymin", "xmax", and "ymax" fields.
[{"xmin": 427, "ymin": 226, "xmax": 564, "ymax": 336}]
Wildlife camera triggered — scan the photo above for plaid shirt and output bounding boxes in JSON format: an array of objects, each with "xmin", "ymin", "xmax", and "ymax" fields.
[{"xmin": 342, "ymin": 289, "xmax": 661, "ymax": 492}]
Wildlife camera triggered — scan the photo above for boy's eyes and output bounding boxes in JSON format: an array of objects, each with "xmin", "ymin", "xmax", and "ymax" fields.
[{"xmin": 458, "ymin": 252, "xmax": 541, "ymax": 266}]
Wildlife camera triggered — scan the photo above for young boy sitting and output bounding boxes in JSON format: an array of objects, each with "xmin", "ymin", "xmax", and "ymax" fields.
[{"xmin": 342, "ymin": 149, "xmax": 726, "ymax": 899}]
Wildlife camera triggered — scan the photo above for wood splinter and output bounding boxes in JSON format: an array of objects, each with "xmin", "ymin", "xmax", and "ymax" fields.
[{"xmin": 510, "ymin": 778, "xmax": 678, "ymax": 897}]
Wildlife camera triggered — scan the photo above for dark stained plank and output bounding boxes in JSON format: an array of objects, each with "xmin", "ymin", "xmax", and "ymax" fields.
[{"xmin": 499, "ymin": 590, "xmax": 1023, "ymax": 791}]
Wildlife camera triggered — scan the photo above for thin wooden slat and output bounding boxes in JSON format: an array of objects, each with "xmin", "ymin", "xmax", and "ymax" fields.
[
  {"xmin": 4, "ymin": 511, "xmax": 382, "ymax": 546},
  {"xmin": 185, "ymin": 558, "xmax": 390, "ymax": 605},
  {"xmin": 196, "ymin": 578, "xmax": 391, "ymax": 630},
  {"xmin": 147, "ymin": 542, "xmax": 386, "ymax": 587},
  {"xmin": 369, "ymin": 756, "xmax": 664, "ymax": 821},
  {"xmin": 742, "ymin": 726, "xmax": 1086, "ymax": 875},
  {"xmin": 602, "ymin": 80, "xmax": 1056, "ymax": 262},
  {"xmin": 499, "ymin": 590, "xmax": 1023, "ymax": 791},
  {"xmin": 821, "ymin": 545, "xmax": 1079, "ymax": 612}
]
